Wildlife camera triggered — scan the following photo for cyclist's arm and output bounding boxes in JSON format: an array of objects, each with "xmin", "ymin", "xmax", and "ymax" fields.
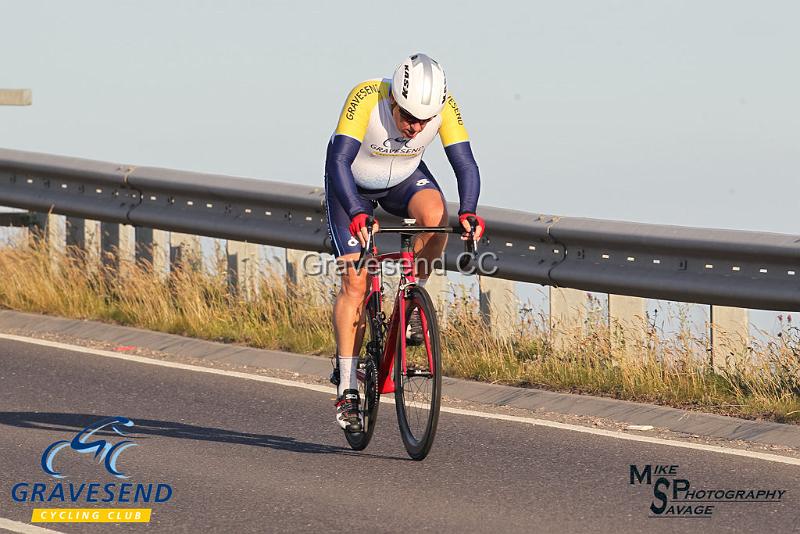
[
  {"xmin": 325, "ymin": 80, "xmax": 382, "ymax": 219},
  {"xmin": 439, "ymin": 94, "xmax": 480, "ymax": 215},
  {"xmin": 326, "ymin": 136, "xmax": 366, "ymax": 219}
]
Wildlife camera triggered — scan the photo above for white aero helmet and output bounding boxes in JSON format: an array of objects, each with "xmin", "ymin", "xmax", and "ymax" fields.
[{"xmin": 391, "ymin": 53, "xmax": 447, "ymax": 120}]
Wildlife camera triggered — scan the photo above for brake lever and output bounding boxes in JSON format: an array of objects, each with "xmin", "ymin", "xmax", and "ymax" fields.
[
  {"xmin": 457, "ymin": 216, "xmax": 479, "ymax": 272},
  {"xmin": 355, "ymin": 216, "xmax": 375, "ymax": 272}
]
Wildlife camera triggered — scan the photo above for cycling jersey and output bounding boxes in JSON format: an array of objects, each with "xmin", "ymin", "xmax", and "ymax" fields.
[{"xmin": 325, "ymin": 78, "xmax": 480, "ymax": 219}]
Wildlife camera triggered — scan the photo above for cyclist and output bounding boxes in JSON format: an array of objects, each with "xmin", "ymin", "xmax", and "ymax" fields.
[{"xmin": 324, "ymin": 53, "xmax": 485, "ymax": 432}]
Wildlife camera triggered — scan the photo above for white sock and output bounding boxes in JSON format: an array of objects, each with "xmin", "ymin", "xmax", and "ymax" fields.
[{"xmin": 337, "ymin": 355, "xmax": 358, "ymax": 396}]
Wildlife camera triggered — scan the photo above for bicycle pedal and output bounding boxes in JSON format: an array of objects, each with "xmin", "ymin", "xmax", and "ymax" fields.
[{"xmin": 329, "ymin": 368, "xmax": 340, "ymax": 386}]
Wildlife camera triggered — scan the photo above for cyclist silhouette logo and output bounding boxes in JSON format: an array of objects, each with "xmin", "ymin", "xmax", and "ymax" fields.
[
  {"xmin": 41, "ymin": 416, "xmax": 138, "ymax": 479},
  {"xmin": 383, "ymin": 136, "xmax": 410, "ymax": 149}
]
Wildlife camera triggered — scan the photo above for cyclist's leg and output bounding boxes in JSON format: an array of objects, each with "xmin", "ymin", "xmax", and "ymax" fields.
[
  {"xmin": 378, "ymin": 162, "xmax": 447, "ymax": 280},
  {"xmin": 332, "ymin": 255, "xmax": 369, "ymax": 431},
  {"xmin": 333, "ymin": 256, "xmax": 369, "ymax": 363},
  {"xmin": 325, "ymin": 174, "xmax": 372, "ymax": 429}
]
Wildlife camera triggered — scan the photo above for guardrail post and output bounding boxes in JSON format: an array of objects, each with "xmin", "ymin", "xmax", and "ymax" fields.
[
  {"xmin": 479, "ymin": 276, "xmax": 516, "ymax": 339},
  {"xmin": 425, "ymin": 269, "xmax": 450, "ymax": 326},
  {"xmin": 286, "ymin": 249, "xmax": 336, "ymax": 305},
  {"xmin": 609, "ymin": 294, "xmax": 647, "ymax": 359},
  {"xmin": 285, "ymin": 249, "xmax": 310, "ymax": 287},
  {"xmin": 710, "ymin": 306, "xmax": 749, "ymax": 370},
  {"xmin": 135, "ymin": 227, "xmax": 169, "ymax": 276},
  {"xmin": 170, "ymin": 232, "xmax": 202, "ymax": 272},
  {"xmin": 66, "ymin": 217, "xmax": 100, "ymax": 266},
  {"xmin": 28, "ymin": 212, "xmax": 65, "ymax": 271},
  {"xmin": 212, "ymin": 238, "xmax": 228, "ymax": 275},
  {"xmin": 227, "ymin": 240, "xmax": 261, "ymax": 299},
  {"xmin": 100, "ymin": 222, "xmax": 134, "ymax": 277},
  {"xmin": 550, "ymin": 287, "xmax": 587, "ymax": 349}
]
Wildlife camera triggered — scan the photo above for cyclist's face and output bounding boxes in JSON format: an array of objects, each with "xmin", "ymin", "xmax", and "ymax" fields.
[{"xmin": 391, "ymin": 102, "xmax": 432, "ymax": 139}]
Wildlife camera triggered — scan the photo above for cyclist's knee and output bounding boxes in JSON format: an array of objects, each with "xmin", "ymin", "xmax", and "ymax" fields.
[
  {"xmin": 337, "ymin": 255, "xmax": 369, "ymax": 299},
  {"xmin": 422, "ymin": 207, "xmax": 447, "ymax": 227},
  {"xmin": 409, "ymin": 192, "xmax": 447, "ymax": 226},
  {"xmin": 340, "ymin": 276, "xmax": 368, "ymax": 299}
]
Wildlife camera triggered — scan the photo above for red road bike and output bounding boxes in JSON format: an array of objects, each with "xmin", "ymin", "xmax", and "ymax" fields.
[{"xmin": 339, "ymin": 216, "xmax": 477, "ymax": 460}]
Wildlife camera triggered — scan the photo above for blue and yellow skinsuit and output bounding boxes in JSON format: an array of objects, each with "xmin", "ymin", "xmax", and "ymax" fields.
[{"xmin": 325, "ymin": 78, "xmax": 481, "ymax": 256}]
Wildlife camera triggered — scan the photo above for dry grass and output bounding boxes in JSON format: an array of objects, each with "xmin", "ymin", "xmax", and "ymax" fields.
[
  {"xmin": 441, "ymin": 286, "xmax": 800, "ymax": 422},
  {"xmin": 0, "ymin": 236, "xmax": 336, "ymax": 356},
  {"xmin": 1, "ymin": 234, "xmax": 799, "ymax": 423}
]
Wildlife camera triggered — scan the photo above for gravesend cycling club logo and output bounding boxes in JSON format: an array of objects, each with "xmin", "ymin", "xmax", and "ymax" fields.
[
  {"xmin": 370, "ymin": 137, "xmax": 423, "ymax": 157},
  {"xmin": 9, "ymin": 415, "xmax": 174, "ymax": 524},
  {"xmin": 629, "ymin": 464, "xmax": 786, "ymax": 518},
  {"xmin": 42, "ymin": 416, "xmax": 137, "ymax": 479}
]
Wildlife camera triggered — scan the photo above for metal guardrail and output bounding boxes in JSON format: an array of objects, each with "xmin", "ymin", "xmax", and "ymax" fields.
[{"xmin": 1, "ymin": 147, "xmax": 798, "ymax": 311}]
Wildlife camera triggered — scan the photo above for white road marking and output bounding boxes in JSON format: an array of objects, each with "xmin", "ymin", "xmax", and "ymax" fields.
[
  {"xmin": 2, "ymin": 332, "xmax": 800, "ymax": 466},
  {"xmin": 0, "ymin": 517, "xmax": 64, "ymax": 534}
]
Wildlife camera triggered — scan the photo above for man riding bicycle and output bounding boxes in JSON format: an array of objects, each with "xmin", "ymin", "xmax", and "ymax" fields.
[{"xmin": 325, "ymin": 53, "xmax": 485, "ymax": 432}]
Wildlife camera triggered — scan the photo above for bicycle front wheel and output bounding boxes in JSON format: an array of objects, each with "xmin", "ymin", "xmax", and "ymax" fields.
[{"xmin": 394, "ymin": 286, "xmax": 442, "ymax": 460}]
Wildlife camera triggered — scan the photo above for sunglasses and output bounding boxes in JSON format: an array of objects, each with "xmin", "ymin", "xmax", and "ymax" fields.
[{"xmin": 397, "ymin": 106, "xmax": 433, "ymax": 125}]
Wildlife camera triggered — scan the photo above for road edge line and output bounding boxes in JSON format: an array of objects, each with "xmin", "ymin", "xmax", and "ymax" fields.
[
  {"xmin": 0, "ymin": 517, "xmax": 64, "ymax": 534},
  {"xmin": 2, "ymin": 332, "xmax": 800, "ymax": 467}
]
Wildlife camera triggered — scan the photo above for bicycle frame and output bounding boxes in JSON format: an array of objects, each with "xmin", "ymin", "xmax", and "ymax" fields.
[
  {"xmin": 355, "ymin": 219, "xmax": 473, "ymax": 395},
  {"xmin": 362, "ymin": 247, "xmax": 413, "ymax": 395}
]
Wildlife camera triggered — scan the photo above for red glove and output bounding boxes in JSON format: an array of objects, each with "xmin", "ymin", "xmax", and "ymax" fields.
[
  {"xmin": 349, "ymin": 213, "xmax": 375, "ymax": 238},
  {"xmin": 459, "ymin": 212, "xmax": 485, "ymax": 240}
]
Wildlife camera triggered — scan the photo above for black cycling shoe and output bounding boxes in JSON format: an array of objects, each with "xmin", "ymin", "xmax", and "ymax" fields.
[
  {"xmin": 406, "ymin": 308, "xmax": 424, "ymax": 346},
  {"xmin": 335, "ymin": 389, "xmax": 362, "ymax": 433}
]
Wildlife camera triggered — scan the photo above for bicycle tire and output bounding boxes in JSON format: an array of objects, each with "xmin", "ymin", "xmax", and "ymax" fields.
[
  {"xmin": 394, "ymin": 286, "xmax": 442, "ymax": 460},
  {"xmin": 345, "ymin": 297, "xmax": 381, "ymax": 450}
]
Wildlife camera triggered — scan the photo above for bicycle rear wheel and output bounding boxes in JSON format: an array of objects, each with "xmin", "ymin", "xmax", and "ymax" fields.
[
  {"xmin": 394, "ymin": 286, "xmax": 442, "ymax": 460},
  {"xmin": 345, "ymin": 297, "xmax": 381, "ymax": 450}
]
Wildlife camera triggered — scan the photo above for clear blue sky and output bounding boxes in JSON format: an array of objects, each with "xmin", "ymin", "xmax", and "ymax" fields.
[{"xmin": 2, "ymin": 0, "xmax": 798, "ymax": 334}]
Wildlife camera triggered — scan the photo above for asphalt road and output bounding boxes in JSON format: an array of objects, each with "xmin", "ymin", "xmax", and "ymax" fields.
[{"xmin": 0, "ymin": 337, "xmax": 797, "ymax": 533}]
